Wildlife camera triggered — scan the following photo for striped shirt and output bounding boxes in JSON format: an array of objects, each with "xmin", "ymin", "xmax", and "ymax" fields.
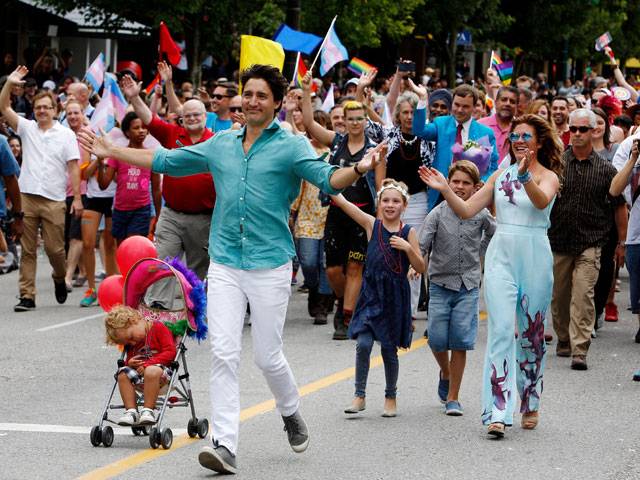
[
  {"xmin": 549, "ymin": 148, "xmax": 624, "ymax": 255},
  {"xmin": 418, "ymin": 202, "xmax": 496, "ymax": 291}
]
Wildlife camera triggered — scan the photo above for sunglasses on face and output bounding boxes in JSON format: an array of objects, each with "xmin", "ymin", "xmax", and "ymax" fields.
[
  {"xmin": 212, "ymin": 94, "xmax": 230, "ymax": 100},
  {"xmin": 569, "ymin": 125, "xmax": 592, "ymax": 133},
  {"xmin": 229, "ymin": 107, "xmax": 242, "ymax": 113},
  {"xmin": 508, "ymin": 132, "xmax": 534, "ymax": 142}
]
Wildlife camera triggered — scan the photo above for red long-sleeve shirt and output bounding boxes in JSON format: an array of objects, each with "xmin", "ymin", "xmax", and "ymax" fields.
[{"xmin": 125, "ymin": 320, "xmax": 176, "ymax": 368}]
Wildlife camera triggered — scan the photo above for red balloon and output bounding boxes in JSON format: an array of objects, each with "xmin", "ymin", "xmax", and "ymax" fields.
[
  {"xmin": 98, "ymin": 274, "xmax": 125, "ymax": 312},
  {"xmin": 116, "ymin": 235, "xmax": 158, "ymax": 276}
]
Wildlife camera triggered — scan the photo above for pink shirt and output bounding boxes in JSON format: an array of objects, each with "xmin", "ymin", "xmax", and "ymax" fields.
[
  {"xmin": 478, "ymin": 114, "xmax": 511, "ymax": 163},
  {"xmin": 107, "ymin": 157, "xmax": 152, "ymax": 211}
]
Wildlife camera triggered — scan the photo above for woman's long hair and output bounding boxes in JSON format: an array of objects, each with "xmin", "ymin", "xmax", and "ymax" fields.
[
  {"xmin": 591, "ymin": 107, "xmax": 612, "ymax": 150},
  {"xmin": 509, "ymin": 114, "xmax": 564, "ymax": 180}
]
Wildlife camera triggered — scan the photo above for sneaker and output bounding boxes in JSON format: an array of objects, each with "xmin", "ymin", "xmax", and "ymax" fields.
[
  {"xmin": 80, "ymin": 288, "xmax": 98, "ymax": 307},
  {"xmin": 571, "ymin": 355, "xmax": 588, "ymax": 371},
  {"xmin": 198, "ymin": 444, "xmax": 237, "ymax": 474},
  {"xmin": 54, "ymin": 279, "xmax": 68, "ymax": 304},
  {"xmin": 445, "ymin": 400, "xmax": 464, "ymax": 416},
  {"xmin": 438, "ymin": 372, "xmax": 449, "ymax": 404},
  {"xmin": 14, "ymin": 297, "xmax": 36, "ymax": 312},
  {"xmin": 282, "ymin": 410, "xmax": 309, "ymax": 453},
  {"xmin": 117, "ymin": 409, "xmax": 139, "ymax": 426},
  {"xmin": 332, "ymin": 322, "xmax": 348, "ymax": 340},
  {"xmin": 605, "ymin": 302, "xmax": 619, "ymax": 322},
  {"xmin": 138, "ymin": 408, "xmax": 156, "ymax": 425}
]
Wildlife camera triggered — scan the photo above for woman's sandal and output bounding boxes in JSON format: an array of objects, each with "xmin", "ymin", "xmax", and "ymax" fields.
[
  {"xmin": 521, "ymin": 411, "xmax": 539, "ymax": 430},
  {"xmin": 487, "ymin": 422, "xmax": 505, "ymax": 438}
]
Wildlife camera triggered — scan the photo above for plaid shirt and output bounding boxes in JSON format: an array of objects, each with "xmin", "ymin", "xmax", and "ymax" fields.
[
  {"xmin": 549, "ymin": 149, "xmax": 624, "ymax": 255},
  {"xmin": 418, "ymin": 202, "xmax": 496, "ymax": 291}
]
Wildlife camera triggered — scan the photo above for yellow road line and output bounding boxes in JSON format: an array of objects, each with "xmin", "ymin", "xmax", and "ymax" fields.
[{"xmin": 76, "ymin": 337, "xmax": 427, "ymax": 479}]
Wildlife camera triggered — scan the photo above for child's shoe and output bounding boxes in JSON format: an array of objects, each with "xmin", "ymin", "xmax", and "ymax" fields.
[
  {"xmin": 117, "ymin": 408, "xmax": 139, "ymax": 426},
  {"xmin": 445, "ymin": 400, "xmax": 464, "ymax": 416},
  {"xmin": 438, "ymin": 371, "xmax": 449, "ymax": 404},
  {"xmin": 80, "ymin": 288, "xmax": 98, "ymax": 307},
  {"xmin": 138, "ymin": 408, "xmax": 157, "ymax": 425}
]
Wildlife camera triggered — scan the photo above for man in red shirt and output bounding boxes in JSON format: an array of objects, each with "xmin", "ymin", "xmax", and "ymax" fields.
[{"xmin": 121, "ymin": 75, "xmax": 214, "ymax": 307}]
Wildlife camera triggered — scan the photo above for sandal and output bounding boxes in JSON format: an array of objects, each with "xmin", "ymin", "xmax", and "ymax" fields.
[
  {"xmin": 521, "ymin": 411, "xmax": 539, "ymax": 430},
  {"xmin": 487, "ymin": 422, "xmax": 505, "ymax": 438}
]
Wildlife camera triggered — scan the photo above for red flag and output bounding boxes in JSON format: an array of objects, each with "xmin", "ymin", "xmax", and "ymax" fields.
[{"xmin": 159, "ymin": 21, "xmax": 181, "ymax": 66}]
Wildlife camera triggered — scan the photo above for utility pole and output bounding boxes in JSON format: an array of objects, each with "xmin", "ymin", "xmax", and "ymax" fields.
[{"xmin": 284, "ymin": 0, "xmax": 301, "ymax": 80}]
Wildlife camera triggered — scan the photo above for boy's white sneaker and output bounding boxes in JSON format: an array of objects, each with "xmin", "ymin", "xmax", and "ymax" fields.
[
  {"xmin": 117, "ymin": 409, "xmax": 139, "ymax": 426},
  {"xmin": 138, "ymin": 408, "xmax": 157, "ymax": 425}
]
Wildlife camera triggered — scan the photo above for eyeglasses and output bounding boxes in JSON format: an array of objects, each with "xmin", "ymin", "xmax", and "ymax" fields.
[
  {"xmin": 212, "ymin": 94, "xmax": 231, "ymax": 100},
  {"xmin": 508, "ymin": 132, "xmax": 534, "ymax": 142},
  {"xmin": 569, "ymin": 125, "xmax": 592, "ymax": 133},
  {"xmin": 229, "ymin": 107, "xmax": 242, "ymax": 113},
  {"xmin": 346, "ymin": 116, "xmax": 366, "ymax": 123}
]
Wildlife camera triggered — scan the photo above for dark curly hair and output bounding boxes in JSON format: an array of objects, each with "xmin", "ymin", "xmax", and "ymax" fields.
[
  {"xmin": 508, "ymin": 114, "xmax": 564, "ymax": 180},
  {"xmin": 240, "ymin": 64, "xmax": 289, "ymax": 112},
  {"xmin": 120, "ymin": 111, "xmax": 139, "ymax": 137}
]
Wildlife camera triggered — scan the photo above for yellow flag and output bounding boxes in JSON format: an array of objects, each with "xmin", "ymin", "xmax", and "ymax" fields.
[{"xmin": 239, "ymin": 35, "xmax": 285, "ymax": 91}]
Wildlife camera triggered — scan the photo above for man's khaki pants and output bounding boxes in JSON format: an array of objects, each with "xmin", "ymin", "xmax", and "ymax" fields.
[
  {"xmin": 19, "ymin": 193, "xmax": 67, "ymax": 300},
  {"xmin": 551, "ymin": 247, "xmax": 602, "ymax": 357}
]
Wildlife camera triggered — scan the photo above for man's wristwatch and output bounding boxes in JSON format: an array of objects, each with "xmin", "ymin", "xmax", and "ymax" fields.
[
  {"xmin": 353, "ymin": 163, "xmax": 365, "ymax": 176},
  {"xmin": 12, "ymin": 211, "xmax": 24, "ymax": 220}
]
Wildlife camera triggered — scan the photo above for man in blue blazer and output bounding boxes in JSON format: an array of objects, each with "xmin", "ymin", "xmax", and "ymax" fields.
[{"xmin": 410, "ymin": 82, "xmax": 499, "ymax": 211}]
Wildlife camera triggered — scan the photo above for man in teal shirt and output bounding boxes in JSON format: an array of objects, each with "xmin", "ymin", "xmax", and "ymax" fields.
[{"xmin": 80, "ymin": 64, "xmax": 385, "ymax": 475}]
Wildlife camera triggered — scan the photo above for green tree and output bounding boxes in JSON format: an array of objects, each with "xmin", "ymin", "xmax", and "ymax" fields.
[{"xmin": 414, "ymin": 0, "xmax": 513, "ymax": 86}]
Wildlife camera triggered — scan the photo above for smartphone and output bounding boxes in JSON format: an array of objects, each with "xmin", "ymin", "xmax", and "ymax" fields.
[{"xmin": 397, "ymin": 61, "xmax": 416, "ymax": 72}]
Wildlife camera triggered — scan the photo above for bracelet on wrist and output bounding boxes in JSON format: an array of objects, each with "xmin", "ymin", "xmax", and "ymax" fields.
[
  {"xmin": 353, "ymin": 163, "xmax": 365, "ymax": 176},
  {"xmin": 517, "ymin": 170, "xmax": 532, "ymax": 185}
]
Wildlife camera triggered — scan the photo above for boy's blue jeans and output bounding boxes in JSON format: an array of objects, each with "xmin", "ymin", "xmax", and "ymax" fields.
[
  {"xmin": 297, "ymin": 237, "xmax": 331, "ymax": 294},
  {"xmin": 354, "ymin": 329, "xmax": 399, "ymax": 399}
]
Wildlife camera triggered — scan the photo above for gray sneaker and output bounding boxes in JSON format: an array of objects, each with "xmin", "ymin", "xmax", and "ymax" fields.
[
  {"xmin": 198, "ymin": 444, "xmax": 237, "ymax": 474},
  {"xmin": 282, "ymin": 410, "xmax": 309, "ymax": 453}
]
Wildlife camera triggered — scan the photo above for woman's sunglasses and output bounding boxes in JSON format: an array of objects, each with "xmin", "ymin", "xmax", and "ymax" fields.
[{"xmin": 508, "ymin": 132, "xmax": 533, "ymax": 142}]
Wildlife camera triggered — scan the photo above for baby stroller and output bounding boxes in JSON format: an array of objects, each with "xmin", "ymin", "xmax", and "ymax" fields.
[{"xmin": 90, "ymin": 257, "xmax": 209, "ymax": 450}]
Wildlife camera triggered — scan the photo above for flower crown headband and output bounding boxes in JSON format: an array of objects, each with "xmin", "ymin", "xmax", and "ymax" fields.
[{"xmin": 377, "ymin": 184, "xmax": 409, "ymax": 202}]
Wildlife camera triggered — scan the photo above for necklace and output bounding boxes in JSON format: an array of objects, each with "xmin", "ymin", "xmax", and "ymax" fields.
[
  {"xmin": 399, "ymin": 132, "xmax": 418, "ymax": 146},
  {"xmin": 377, "ymin": 220, "xmax": 404, "ymax": 274}
]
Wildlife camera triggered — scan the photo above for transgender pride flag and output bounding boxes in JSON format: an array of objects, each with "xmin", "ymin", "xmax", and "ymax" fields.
[
  {"xmin": 85, "ymin": 53, "xmax": 105, "ymax": 92},
  {"xmin": 319, "ymin": 24, "xmax": 348, "ymax": 76},
  {"xmin": 90, "ymin": 74, "xmax": 128, "ymax": 133}
]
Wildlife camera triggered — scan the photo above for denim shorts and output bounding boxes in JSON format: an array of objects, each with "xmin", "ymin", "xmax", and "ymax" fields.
[
  {"xmin": 111, "ymin": 205, "xmax": 151, "ymax": 240},
  {"xmin": 427, "ymin": 283, "xmax": 479, "ymax": 352}
]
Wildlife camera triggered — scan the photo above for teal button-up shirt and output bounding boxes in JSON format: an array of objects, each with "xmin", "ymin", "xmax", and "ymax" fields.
[{"xmin": 152, "ymin": 119, "xmax": 341, "ymax": 270}]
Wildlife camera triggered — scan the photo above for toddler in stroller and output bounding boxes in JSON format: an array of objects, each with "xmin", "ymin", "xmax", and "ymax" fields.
[{"xmin": 90, "ymin": 257, "xmax": 209, "ymax": 450}]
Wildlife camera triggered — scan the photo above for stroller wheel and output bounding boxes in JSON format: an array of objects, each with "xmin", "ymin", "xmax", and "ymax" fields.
[
  {"xmin": 197, "ymin": 418, "xmax": 209, "ymax": 439},
  {"xmin": 101, "ymin": 426, "xmax": 114, "ymax": 447},
  {"xmin": 90, "ymin": 426, "xmax": 102, "ymax": 446},
  {"xmin": 149, "ymin": 428, "xmax": 160, "ymax": 449},
  {"xmin": 131, "ymin": 426, "xmax": 143, "ymax": 436},
  {"xmin": 187, "ymin": 418, "xmax": 198, "ymax": 438},
  {"xmin": 161, "ymin": 428, "xmax": 173, "ymax": 449}
]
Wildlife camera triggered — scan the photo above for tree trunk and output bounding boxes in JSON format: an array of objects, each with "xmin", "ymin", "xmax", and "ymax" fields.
[
  {"xmin": 446, "ymin": 26, "xmax": 458, "ymax": 88},
  {"xmin": 189, "ymin": 14, "xmax": 202, "ymax": 87},
  {"xmin": 284, "ymin": 0, "xmax": 301, "ymax": 79}
]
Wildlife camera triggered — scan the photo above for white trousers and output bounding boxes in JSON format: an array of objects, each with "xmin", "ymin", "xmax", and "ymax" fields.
[
  {"xmin": 207, "ymin": 261, "xmax": 300, "ymax": 454},
  {"xmin": 402, "ymin": 191, "xmax": 428, "ymax": 316}
]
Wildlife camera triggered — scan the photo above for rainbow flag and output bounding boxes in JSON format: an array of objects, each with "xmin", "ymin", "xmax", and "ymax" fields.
[
  {"xmin": 293, "ymin": 54, "xmax": 308, "ymax": 88},
  {"xmin": 347, "ymin": 57, "xmax": 375, "ymax": 77},
  {"xmin": 490, "ymin": 51, "xmax": 513, "ymax": 85}
]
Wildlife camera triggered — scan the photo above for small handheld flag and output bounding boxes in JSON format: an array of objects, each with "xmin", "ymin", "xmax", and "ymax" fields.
[
  {"xmin": 595, "ymin": 32, "xmax": 613, "ymax": 52},
  {"xmin": 347, "ymin": 57, "xmax": 375, "ymax": 77},
  {"xmin": 84, "ymin": 53, "xmax": 105, "ymax": 92}
]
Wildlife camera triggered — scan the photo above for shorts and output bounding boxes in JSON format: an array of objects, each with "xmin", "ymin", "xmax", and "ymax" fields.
[
  {"xmin": 65, "ymin": 195, "xmax": 88, "ymax": 242},
  {"xmin": 324, "ymin": 204, "xmax": 371, "ymax": 267},
  {"xmin": 111, "ymin": 205, "xmax": 151, "ymax": 240},
  {"xmin": 117, "ymin": 365, "xmax": 173, "ymax": 387},
  {"xmin": 427, "ymin": 283, "xmax": 479, "ymax": 352},
  {"xmin": 85, "ymin": 196, "xmax": 114, "ymax": 218}
]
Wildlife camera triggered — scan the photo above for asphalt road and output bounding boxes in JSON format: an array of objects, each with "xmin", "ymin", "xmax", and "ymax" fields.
[{"xmin": 1, "ymin": 254, "xmax": 639, "ymax": 480}]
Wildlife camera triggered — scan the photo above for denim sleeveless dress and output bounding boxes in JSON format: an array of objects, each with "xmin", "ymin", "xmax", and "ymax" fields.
[{"xmin": 348, "ymin": 219, "xmax": 413, "ymax": 349}]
